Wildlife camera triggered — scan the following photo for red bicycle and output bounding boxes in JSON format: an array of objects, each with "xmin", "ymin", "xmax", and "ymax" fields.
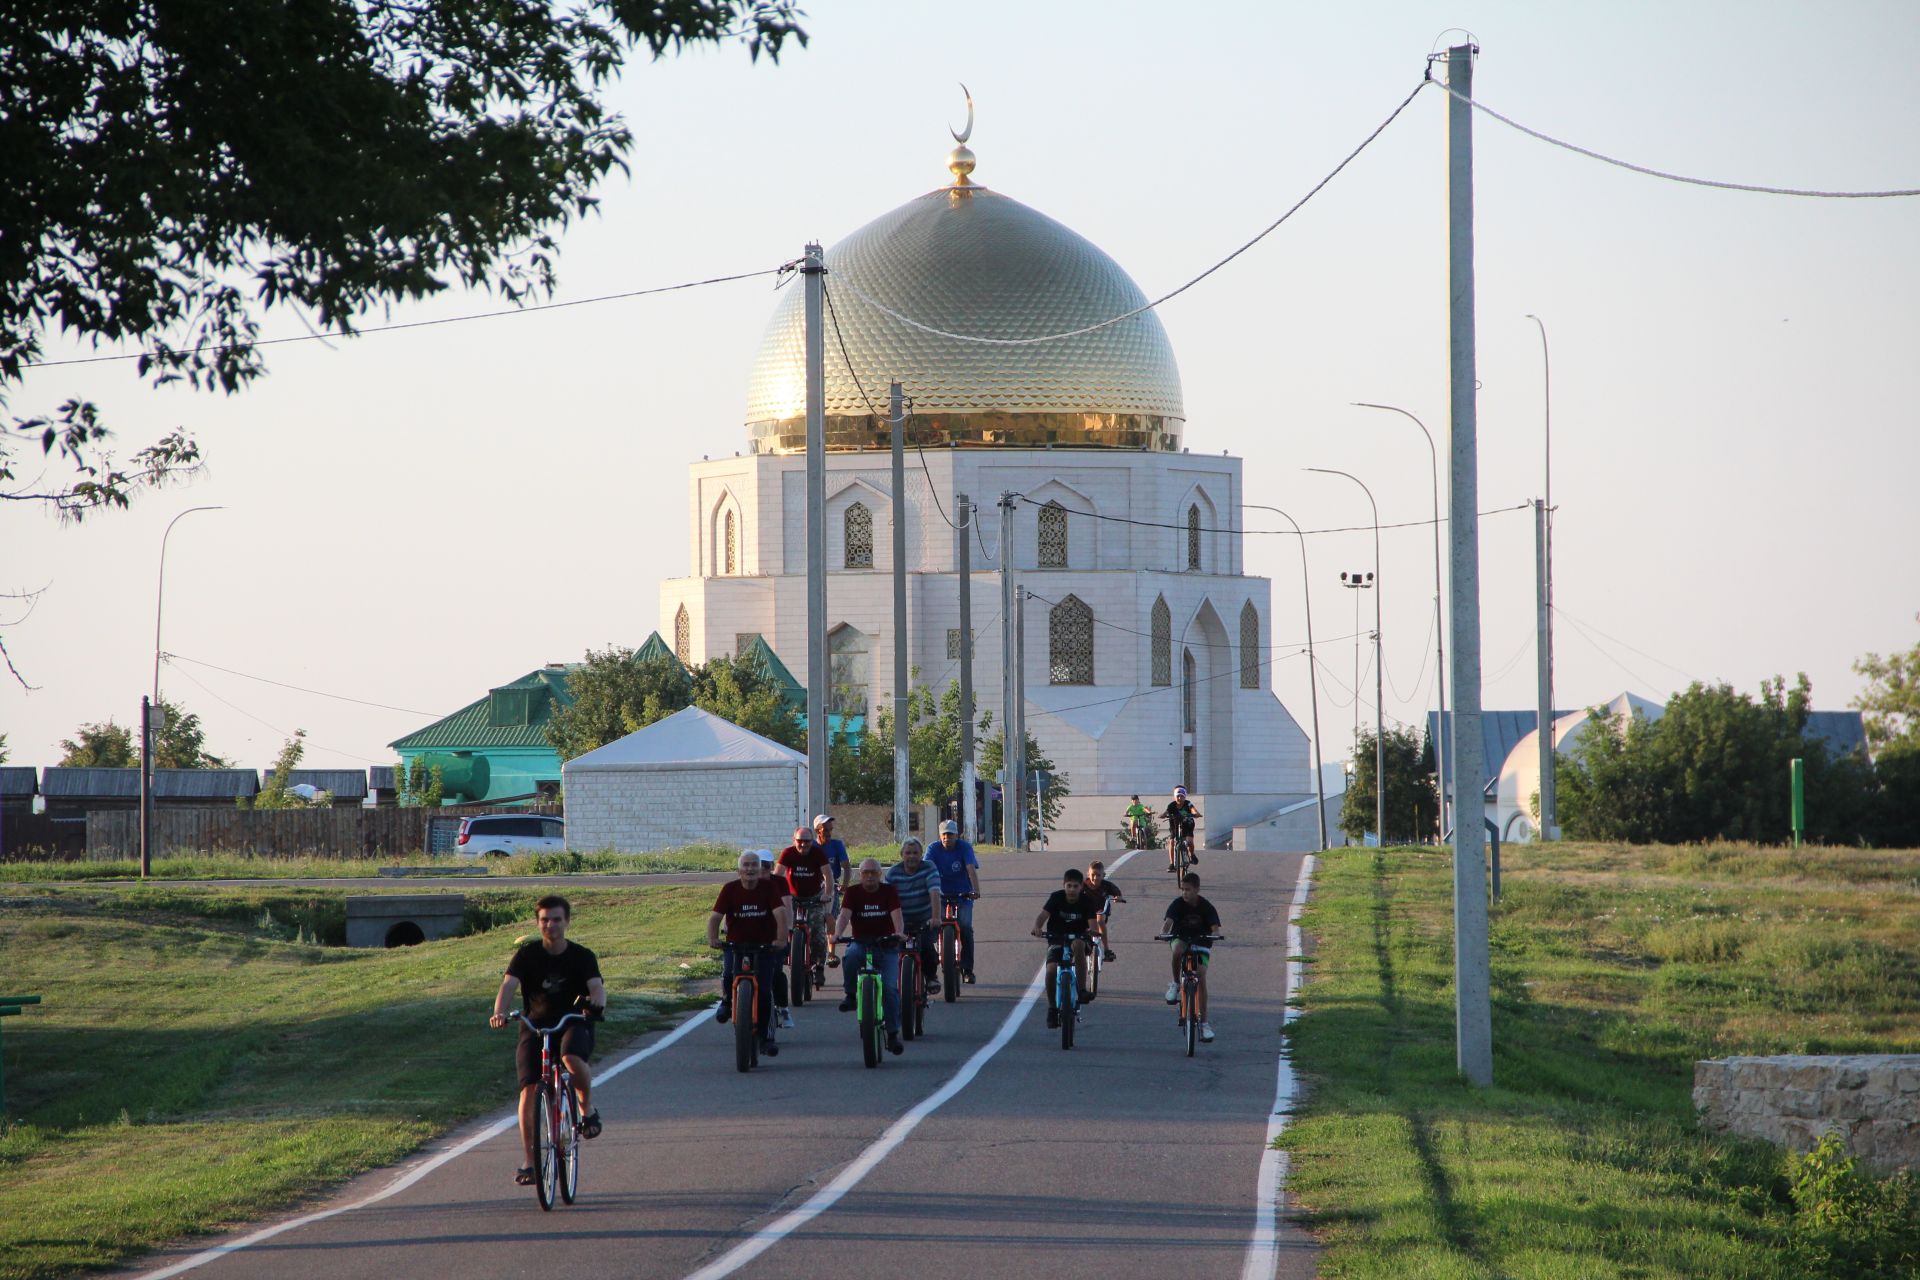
[
  {"xmin": 501, "ymin": 1010, "xmax": 591, "ymax": 1210},
  {"xmin": 899, "ymin": 921, "xmax": 933, "ymax": 1039},
  {"xmin": 938, "ymin": 892, "xmax": 976, "ymax": 1003}
]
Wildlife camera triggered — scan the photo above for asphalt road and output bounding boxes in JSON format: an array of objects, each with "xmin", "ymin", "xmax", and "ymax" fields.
[
  {"xmin": 6, "ymin": 873, "xmax": 722, "ymax": 891},
  {"xmin": 126, "ymin": 847, "xmax": 1317, "ymax": 1280}
]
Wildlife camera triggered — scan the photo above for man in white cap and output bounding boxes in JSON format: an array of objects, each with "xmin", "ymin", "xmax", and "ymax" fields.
[
  {"xmin": 927, "ymin": 819, "xmax": 982, "ymax": 983},
  {"xmin": 813, "ymin": 813, "xmax": 851, "ymax": 915}
]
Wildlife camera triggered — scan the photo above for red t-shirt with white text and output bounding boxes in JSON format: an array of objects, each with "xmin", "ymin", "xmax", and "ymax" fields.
[
  {"xmin": 842, "ymin": 882, "xmax": 902, "ymax": 940},
  {"xmin": 712, "ymin": 877, "xmax": 786, "ymax": 945}
]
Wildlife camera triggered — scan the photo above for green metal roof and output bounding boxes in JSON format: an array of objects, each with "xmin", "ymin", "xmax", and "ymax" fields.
[
  {"xmin": 390, "ymin": 667, "xmax": 577, "ymax": 752},
  {"xmin": 739, "ymin": 635, "xmax": 805, "ymax": 711},
  {"xmin": 635, "ymin": 631, "xmax": 685, "ymax": 671}
]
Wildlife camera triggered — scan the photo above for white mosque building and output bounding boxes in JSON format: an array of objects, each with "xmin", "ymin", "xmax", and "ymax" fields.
[{"xmin": 659, "ymin": 131, "xmax": 1320, "ymax": 851}]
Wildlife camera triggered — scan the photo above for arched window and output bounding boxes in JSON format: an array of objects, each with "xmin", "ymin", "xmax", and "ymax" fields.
[
  {"xmin": 1150, "ymin": 596, "xmax": 1171, "ymax": 687},
  {"xmin": 828, "ymin": 625, "xmax": 870, "ymax": 718},
  {"xmin": 723, "ymin": 509, "xmax": 737, "ymax": 575},
  {"xmin": 844, "ymin": 502, "xmax": 873, "ymax": 569},
  {"xmin": 1037, "ymin": 501, "xmax": 1068, "ymax": 568},
  {"xmin": 1183, "ymin": 648, "xmax": 1197, "ymax": 732},
  {"xmin": 1048, "ymin": 593, "xmax": 1094, "ymax": 685},
  {"xmin": 1187, "ymin": 504, "xmax": 1202, "ymax": 571},
  {"xmin": 1240, "ymin": 601, "xmax": 1260, "ymax": 688},
  {"xmin": 674, "ymin": 605, "xmax": 690, "ymax": 664}
]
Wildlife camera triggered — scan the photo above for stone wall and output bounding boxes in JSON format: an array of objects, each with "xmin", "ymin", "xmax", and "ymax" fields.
[
  {"xmin": 563, "ymin": 765, "xmax": 804, "ymax": 854},
  {"xmin": 1694, "ymin": 1055, "xmax": 1920, "ymax": 1173}
]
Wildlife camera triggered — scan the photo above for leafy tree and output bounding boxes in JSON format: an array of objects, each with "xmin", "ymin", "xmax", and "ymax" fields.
[
  {"xmin": 397, "ymin": 758, "xmax": 445, "ymax": 809},
  {"xmin": 546, "ymin": 646, "xmax": 692, "ymax": 761},
  {"xmin": 151, "ymin": 697, "xmax": 228, "ymax": 769},
  {"xmin": 253, "ymin": 730, "xmax": 328, "ymax": 808},
  {"xmin": 982, "ymin": 715, "xmax": 1071, "ymax": 840},
  {"xmin": 58, "ymin": 720, "xmax": 136, "ymax": 767},
  {"xmin": 692, "ymin": 653, "xmax": 804, "ymax": 750},
  {"xmin": 1853, "ymin": 635, "xmax": 1920, "ymax": 757},
  {"xmin": 1340, "ymin": 727, "xmax": 1438, "ymax": 845}
]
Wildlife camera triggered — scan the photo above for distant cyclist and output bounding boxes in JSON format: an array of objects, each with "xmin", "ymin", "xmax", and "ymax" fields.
[
  {"xmin": 884, "ymin": 837, "xmax": 943, "ymax": 992},
  {"xmin": 1084, "ymin": 859, "xmax": 1125, "ymax": 962},
  {"xmin": 813, "ymin": 813, "xmax": 851, "ymax": 910},
  {"xmin": 778, "ymin": 824, "xmax": 834, "ymax": 995},
  {"xmin": 1163, "ymin": 786, "xmax": 1201, "ymax": 872},
  {"xmin": 1122, "ymin": 795, "xmax": 1151, "ymax": 848},
  {"xmin": 708, "ymin": 851, "xmax": 791, "ymax": 1057},
  {"xmin": 927, "ymin": 820, "xmax": 982, "ymax": 984},
  {"xmin": 1030, "ymin": 867, "xmax": 1102, "ymax": 1025},
  {"xmin": 1162, "ymin": 871, "xmax": 1222, "ymax": 1043},
  {"xmin": 490, "ymin": 894, "xmax": 605, "ymax": 1187}
]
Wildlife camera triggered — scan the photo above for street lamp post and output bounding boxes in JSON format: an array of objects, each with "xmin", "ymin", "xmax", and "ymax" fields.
[
  {"xmin": 146, "ymin": 505, "xmax": 222, "ymax": 878},
  {"xmin": 1308, "ymin": 468, "xmax": 1384, "ymax": 845},
  {"xmin": 1525, "ymin": 314, "xmax": 1557, "ymax": 839},
  {"xmin": 1353, "ymin": 402, "xmax": 1449, "ymax": 839},
  {"xmin": 1244, "ymin": 503, "xmax": 1326, "ymax": 852}
]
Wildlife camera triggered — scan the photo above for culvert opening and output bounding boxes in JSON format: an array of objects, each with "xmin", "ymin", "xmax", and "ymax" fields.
[{"xmin": 385, "ymin": 920, "xmax": 427, "ymax": 948}]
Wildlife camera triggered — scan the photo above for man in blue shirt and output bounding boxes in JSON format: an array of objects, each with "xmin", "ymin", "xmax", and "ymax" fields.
[
  {"xmin": 926, "ymin": 819, "xmax": 982, "ymax": 982},
  {"xmin": 813, "ymin": 813, "xmax": 851, "ymax": 913},
  {"xmin": 884, "ymin": 837, "xmax": 943, "ymax": 991}
]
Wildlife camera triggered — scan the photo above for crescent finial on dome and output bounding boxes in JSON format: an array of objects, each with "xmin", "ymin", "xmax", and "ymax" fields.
[{"xmin": 947, "ymin": 83, "xmax": 976, "ymax": 185}]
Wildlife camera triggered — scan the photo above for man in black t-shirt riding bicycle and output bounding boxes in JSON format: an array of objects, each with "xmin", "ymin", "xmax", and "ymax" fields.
[
  {"xmin": 1031, "ymin": 868, "xmax": 1103, "ymax": 1029},
  {"xmin": 1163, "ymin": 787, "xmax": 1200, "ymax": 873},
  {"xmin": 491, "ymin": 894, "xmax": 606, "ymax": 1186}
]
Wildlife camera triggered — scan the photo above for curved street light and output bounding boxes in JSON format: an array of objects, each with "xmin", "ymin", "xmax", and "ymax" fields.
[
  {"xmin": 154, "ymin": 506, "xmax": 225, "ymax": 704},
  {"xmin": 1306, "ymin": 468, "xmax": 1384, "ymax": 845},
  {"xmin": 1244, "ymin": 502, "xmax": 1326, "ymax": 852},
  {"xmin": 1352, "ymin": 402, "xmax": 1449, "ymax": 838}
]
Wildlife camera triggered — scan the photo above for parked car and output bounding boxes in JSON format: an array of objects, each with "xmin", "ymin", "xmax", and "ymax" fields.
[{"xmin": 455, "ymin": 814, "xmax": 564, "ymax": 857}]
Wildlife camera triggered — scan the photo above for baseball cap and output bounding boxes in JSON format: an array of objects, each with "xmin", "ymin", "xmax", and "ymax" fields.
[
  {"xmin": 939, "ymin": 819, "xmax": 959, "ymax": 834},
  {"xmin": 812, "ymin": 813, "xmax": 833, "ymax": 827},
  {"xmin": 756, "ymin": 848, "xmax": 775, "ymax": 865}
]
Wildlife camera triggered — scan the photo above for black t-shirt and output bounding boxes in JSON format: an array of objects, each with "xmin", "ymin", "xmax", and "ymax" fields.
[
  {"xmin": 1086, "ymin": 879, "xmax": 1124, "ymax": 911},
  {"xmin": 506, "ymin": 939, "xmax": 602, "ymax": 1028},
  {"xmin": 1042, "ymin": 888, "xmax": 1102, "ymax": 937},
  {"xmin": 1164, "ymin": 800, "xmax": 1198, "ymax": 831},
  {"xmin": 1164, "ymin": 894, "xmax": 1221, "ymax": 940}
]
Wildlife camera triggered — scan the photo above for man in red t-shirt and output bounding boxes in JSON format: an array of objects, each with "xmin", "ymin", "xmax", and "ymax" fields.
[
  {"xmin": 708, "ymin": 850, "xmax": 791, "ymax": 1056},
  {"xmin": 829, "ymin": 857, "xmax": 905, "ymax": 1055},
  {"xmin": 777, "ymin": 825, "xmax": 833, "ymax": 987}
]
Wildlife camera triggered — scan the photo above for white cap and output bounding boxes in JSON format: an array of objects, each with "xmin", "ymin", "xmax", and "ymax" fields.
[
  {"xmin": 939, "ymin": 819, "xmax": 959, "ymax": 834},
  {"xmin": 756, "ymin": 848, "xmax": 775, "ymax": 865},
  {"xmin": 812, "ymin": 813, "xmax": 833, "ymax": 827}
]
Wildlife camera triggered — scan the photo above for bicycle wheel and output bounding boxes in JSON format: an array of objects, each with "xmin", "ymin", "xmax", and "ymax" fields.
[
  {"xmin": 534, "ymin": 1084, "xmax": 558, "ymax": 1210},
  {"xmin": 1185, "ymin": 977, "xmax": 1199, "ymax": 1057},
  {"xmin": 791, "ymin": 930, "xmax": 810, "ymax": 1005},
  {"xmin": 859, "ymin": 975, "xmax": 881, "ymax": 1069},
  {"xmin": 733, "ymin": 976, "xmax": 756, "ymax": 1073},
  {"xmin": 1086, "ymin": 943, "xmax": 1101, "ymax": 1000},
  {"xmin": 559, "ymin": 1086, "xmax": 580, "ymax": 1205},
  {"xmin": 941, "ymin": 926, "xmax": 959, "ymax": 1002},
  {"xmin": 1059, "ymin": 971, "xmax": 1075, "ymax": 1051},
  {"xmin": 899, "ymin": 953, "xmax": 919, "ymax": 1041}
]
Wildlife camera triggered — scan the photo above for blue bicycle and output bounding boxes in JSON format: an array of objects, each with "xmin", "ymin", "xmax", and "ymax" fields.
[{"xmin": 1042, "ymin": 931, "xmax": 1089, "ymax": 1050}]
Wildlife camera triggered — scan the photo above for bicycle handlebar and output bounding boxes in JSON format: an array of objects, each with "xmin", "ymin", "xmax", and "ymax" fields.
[
  {"xmin": 1153, "ymin": 934, "xmax": 1224, "ymax": 942},
  {"xmin": 832, "ymin": 934, "xmax": 907, "ymax": 945},
  {"xmin": 497, "ymin": 1010, "xmax": 595, "ymax": 1035}
]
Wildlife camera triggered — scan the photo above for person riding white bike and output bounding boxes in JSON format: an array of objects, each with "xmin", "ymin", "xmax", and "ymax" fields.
[{"xmin": 1163, "ymin": 786, "xmax": 1201, "ymax": 873}]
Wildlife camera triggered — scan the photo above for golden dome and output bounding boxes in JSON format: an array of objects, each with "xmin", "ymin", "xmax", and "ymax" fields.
[{"xmin": 744, "ymin": 182, "xmax": 1185, "ymax": 454}]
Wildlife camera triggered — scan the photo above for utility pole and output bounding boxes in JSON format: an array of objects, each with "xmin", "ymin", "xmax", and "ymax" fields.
[
  {"xmin": 997, "ymin": 493, "xmax": 1021, "ymax": 849},
  {"xmin": 1445, "ymin": 42, "xmax": 1494, "ymax": 1087},
  {"xmin": 802, "ymin": 243, "xmax": 829, "ymax": 819},
  {"xmin": 890, "ymin": 381, "xmax": 910, "ymax": 841},
  {"xmin": 1527, "ymin": 314, "xmax": 1557, "ymax": 840},
  {"xmin": 1534, "ymin": 498, "xmax": 1556, "ymax": 839},
  {"xmin": 1013, "ymin": 585, "xmax": 1029, "ymax": 849},
  {"xmin": 139, "ymin": 695, "xmax": 154, "ymax": 878},
  {"xmin": 957, "ymin": 493, "xmax": 977, "ymax": 841}
]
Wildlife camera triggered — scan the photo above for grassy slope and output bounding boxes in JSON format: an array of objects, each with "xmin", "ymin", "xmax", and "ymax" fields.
[
  {"xmin": 1285, "ymin": 842, "xmax": 1920, "ymax": 1280},
  {"xmin": 0, "ymin": 885, "xmax": 717, "ymax": 1280}
]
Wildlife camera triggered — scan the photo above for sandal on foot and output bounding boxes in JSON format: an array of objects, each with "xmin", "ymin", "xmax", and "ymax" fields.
[
  {"xmin": 580, "ymin": 1110, "xmax": 602, "ymax": 1140},
  {"xmin": 515, "ymin": 1166, "xmax": 536, "ymax": 1186}
]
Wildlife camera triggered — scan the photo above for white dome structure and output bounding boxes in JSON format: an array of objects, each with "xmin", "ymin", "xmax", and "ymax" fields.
[{"xmin": 1493, "ymin": 692, "xmax": 1665, "ymax": 841}]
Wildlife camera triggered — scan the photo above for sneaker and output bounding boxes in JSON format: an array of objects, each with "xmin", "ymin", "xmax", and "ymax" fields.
[
  {"xmin": 1045, "ymin": 1007, "xmax": 1059, "ymax": 1028},
  {"xmin": 777, "ymin": 1006, "xmax": 795, "ymax": 1030},
  {"xmin": 887, "ymin": 1034, "xmax": 904, "ymax": 1055},
  {"xmin": 1165, "ymin": 981, "xmax": 1179, "ymax": 1004},
  {"xmin": 1082, "ymin": 989, "xmax": 1096, "ymax": 1003},
  {"xmin": 838, "ymin": 995, "xmax": 856, "ymax": 1012},
  {"xmin": 1104, "ymin": 948, "xmax": 1117, "ymax": 962},
  {"xmin": 761, "ymin": 1036, "xmax": 779, "ymax": 1058},
  {"xmin": 1199, "ymin": 1021, "xmax": 1216, "ymax": 1043},
  {"xmin": 962, "ymin": 970, "xmax": 976, "ymax": 985},
  {"xmin": 715, "ymin": 1001, "xmax": 731, "ymax": 1024}
]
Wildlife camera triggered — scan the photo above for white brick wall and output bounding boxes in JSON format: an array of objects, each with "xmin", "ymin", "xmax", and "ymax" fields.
[{"xmin": 563, "ymin": 764, "xmax": 805, "ymax": 853}]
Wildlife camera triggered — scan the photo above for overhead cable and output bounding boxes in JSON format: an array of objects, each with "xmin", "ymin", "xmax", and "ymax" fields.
[
  {"xmin": 163, "ymin": 652, "xmax": 444, "ymax": 717},
  {"xmin": 1025, "ymin": 493, "xmax": 1534, "ymax": 537}
]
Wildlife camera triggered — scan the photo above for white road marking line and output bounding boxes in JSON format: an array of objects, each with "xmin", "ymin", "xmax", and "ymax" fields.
[
  {"xmin": 129, "ymin": 1002, "xmax": 716, "ymax": 1280},
  {"xmin": 1241, "ymin": 853, "xmax": 1317, "ymax": 1280},
  {"xmin": 683, "ymin": 847, "xmax": 1143, "ymax": 1280}
]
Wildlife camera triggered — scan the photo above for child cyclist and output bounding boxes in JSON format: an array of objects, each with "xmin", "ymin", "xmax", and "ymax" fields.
[{"xmin": 1084, "ymin": 860, "xmax": 1125, "ymax": 962}]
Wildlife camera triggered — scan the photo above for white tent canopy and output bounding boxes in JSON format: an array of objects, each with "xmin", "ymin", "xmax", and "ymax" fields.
[{"xmin": 566, "ymin": 706, "xmax": 806, "ymax": 772}]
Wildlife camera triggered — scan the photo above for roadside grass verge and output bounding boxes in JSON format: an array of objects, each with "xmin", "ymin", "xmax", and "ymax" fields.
[
  {"xmin": 0, "ymin": 844, "xmax": 747, "ymax": 882},
  {"xmin": 0, "ymin": 885, "xmax": 716, "ymax": 1280},
  {"xmin": 1285, "ymin": 842, "xmax": 1920, "ymax": 1279}
]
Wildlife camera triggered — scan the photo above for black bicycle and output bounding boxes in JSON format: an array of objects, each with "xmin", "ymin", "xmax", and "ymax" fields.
[
  {"xmin": 499, "ymin": 1010, "xmax": 592, "ymax": 1209},
  {"xmin": 900, "ymin": 921, "xmax": 933, "ymax": 1040}
]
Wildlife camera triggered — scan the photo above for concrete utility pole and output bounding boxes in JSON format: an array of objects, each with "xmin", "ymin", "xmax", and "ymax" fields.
[
  {"xmin": 1534, "ymin": 498, "xmax": 1556, "ymax": 839},
  {"xmin": 802, "ymin": 243, "xmax": 829, "ymax": 818},
  {"xmin": 139, "ymin": 695, "xmax": 154, "ymax": 878},
  {"xmin": 997, "ymin": 493, "xmax": 1021, "ymax": 849},
  {"xmin": 957, "ymin": 493, "xmax": 977, "ymax": 841},
  {"xmin": 1012, "ymin": 585, "xmax": 1029, "ymax": 849},
  {"xmin": 1446, "ymin": 42, "xmax": 1494, "ymax": 1088},
  {"xmin": 890, "ymin": 381, "xmax": 910, "ymax": 841},
  {"xmin": 1527, "ymin": 314, "xmax": 1557, "ymax": 840}
]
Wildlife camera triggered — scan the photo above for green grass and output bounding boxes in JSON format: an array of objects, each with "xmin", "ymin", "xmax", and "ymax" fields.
[
  {"xmin": 0, "ymin": 884, "xmax": 718, "ymax": 1279},
  {"xmin": 0, "ymin": 844, "xmax": 748, "ymax": 882},
  {"xmin": 1285, "ymin": 842, "xmax": 1920, "ymax": 1279}
]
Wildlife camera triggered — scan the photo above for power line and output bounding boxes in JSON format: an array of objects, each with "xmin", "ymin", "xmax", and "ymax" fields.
[
  {"xmin": 163, "ymin": 662, "xmax": 390, "ymax": 765},
  {"xmin": 163, "ymin": 652, "xmax": 444, "ymax": 717},
  {"xmin": 1549, "ymin": 603, "xmax": 1699, "ymax": 684},
  {"xmin": 1436, "ymin": 82, "xmax": 1920, "ymax": 199},
  {"xmin": 1019, "ymin": 586, "xmax": 1362, "ymax": 652},
  {"xmin": 829, "ymin": 79, "xmax": 1432, "ymax": 347},
  {"xmin": 1025, "ymin": 643, "xmax": 1314, "ymax": 721},
  {"xmin": 1023, "ymin": 492, "xmax": 1534, "ymax": 537},
  {"xmin": 21, "ymin": 267, "xmax": 788, "ymax": 371}
]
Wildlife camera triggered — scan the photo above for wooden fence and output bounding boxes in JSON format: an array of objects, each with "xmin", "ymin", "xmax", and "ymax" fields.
[{"xmin": 79, "ymin": 805, "xmax": 563, "ymax": 861}]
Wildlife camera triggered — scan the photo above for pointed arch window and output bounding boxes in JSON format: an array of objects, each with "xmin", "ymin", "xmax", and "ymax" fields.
[
  {"xmin": 1240, "ymin": 601, "xmax": 1260, "ymax": 687},
  {"xmin": 1187, "ymin": 504, "xmax": 1202, "ymax": 571},
  {"xmin": 1183, "ymin": 648, "xmax": 1198, "ymax": 733},
  {"xmin": 723, "ymin": 509, "xmax": 737, "ymax": 575},
  {"xmin": 1150, "ymin": 596, "xmax": 1171, "ymax": 686},
  {"xmin": 1037, "ymin": 501, "xmax": 1068, "ymax": 568},
  {"xmin": 828, "ymin": 624, "xmax": 870, "ymax": 717},
  {"xmin": 674, "ymin": 605, "xmax": 690, "ymax": 664},
  {"xmin": 1048, "ymin": 593, "xmax": 1094, "ymax": 685},
  {"xmin": 844, "ymin": 502, "xmax": 873, "ymax": 568}
]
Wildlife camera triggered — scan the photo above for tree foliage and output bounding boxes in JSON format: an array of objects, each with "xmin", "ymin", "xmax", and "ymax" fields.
[
  {"xmin": 1340, "ymin": 727, "xmax": 1439, "ymax": 845},
  {"xmin": 691, "ymin": 653, "xmax": 804, "ymax": 750},
  {"xmin": 58, "ymin": 720, "xmax": 135, "ymax": 768},
  {"xmin": 547, "ymin": 644, "xmax": 803, "ymax": 760},
  {"xmin": 252, "ymin": 730, "xmax": 330, "ymax": 808},
  {"xmin": 57, "ymin": 697, "xmax": 227, "ymax": 769},
  {"xmin": 1, "ymin": 0, "xmax": 804, "ymax": 518},
  {"xmin": 1853, "ymin": 635, "xmax": 1920, "ymax": 757}
]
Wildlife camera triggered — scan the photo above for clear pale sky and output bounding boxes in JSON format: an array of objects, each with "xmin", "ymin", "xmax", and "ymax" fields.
[{"xmin": 6, "ymin": 1, "xmax": 1917, "ymax": 777}]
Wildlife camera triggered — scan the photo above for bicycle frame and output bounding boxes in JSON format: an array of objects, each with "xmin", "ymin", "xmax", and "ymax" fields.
[
  {"xmin": 725, "ymin": 942, "xmax": 776, "ymax": 1072},
  {"xmin": 838, "ymin": 935, "xmax": 901, "ymax": 1068},
  {"xmin": 938, "ymin": 893, "xmax": 974, "ymax": 1003},
  {"xmin": 504, "ymin": 1010, "xmax": 590, "ymax": 1209},
  {"xmin": 1044, "ymin": 933, "xmax": 1088, "ymax": 1050}
]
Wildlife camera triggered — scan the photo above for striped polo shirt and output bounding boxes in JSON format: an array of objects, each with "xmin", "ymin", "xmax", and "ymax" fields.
[{"xmin": 884, "ymin": 860, "xmax": 942, "ymax": 924}]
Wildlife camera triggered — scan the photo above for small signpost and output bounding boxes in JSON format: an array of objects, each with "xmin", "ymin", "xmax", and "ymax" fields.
[
  {"xmin": 1790, "ymin": 758, "xmax": 1806, "ymax": 848},
  {"xmin": 0, "ymin": 994, "xmax": 42, "ymax": 1113}
]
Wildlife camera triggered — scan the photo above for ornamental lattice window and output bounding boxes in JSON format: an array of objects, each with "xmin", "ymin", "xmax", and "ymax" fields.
[
  {"xmin": 1151, "ymin": 596, "xmax": 1171, "ymax": 686},
  {"xmin": 1187, "ymin": 504, "xmax": 1202, "ymax": 571},
  {"xmin": 674, "ymin": 605, "xmax": 690, "ymax": 664},
  {"xmin": 829, "ymin": 625, "xmax": 870, "ymax": 717},
  {"xmin": 844, "ymin": 502, "xmax": 873, "ymax": 568},
  {"xmin": 1049, "ymin": 593, "xmax": 1094, "ymax": 685},
  {"xmin": 947, "ymin": 628, "xmax": 969, "ymax": 660},
  {"xmin": 1240, "ymin": 601, "xmax": 1260, "ymax": 688},
  {"xmin": 723, "ymin": 509, "xmax": 737, "ymax": 575},
  {"xmin": 1037, "ymin": 501, "xmax": 1068, "ymax": 568}
]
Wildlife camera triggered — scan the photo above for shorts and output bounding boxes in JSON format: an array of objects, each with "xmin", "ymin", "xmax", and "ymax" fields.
[
  {"xmin": 1168, "ymin": 938, "xmax": 1212, "ymax": 965},
  {"xmin": 516, "ymin": 1022, "xmax": 595, "ymax": 1088}
]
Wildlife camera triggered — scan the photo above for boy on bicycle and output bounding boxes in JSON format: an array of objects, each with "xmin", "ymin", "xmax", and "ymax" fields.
[
  {"xmin": 1163, "ymin": 786, "xmax": 1201, "ymax": 872},
  {"xmin": 1162, "ymin": 871, "xmax": 1222, "ymax": 1043},
  {"xmin": 490, "ymin": 894, "xmax": 606, "ymax": 1186},
  {"xmin": 1030, "ymin": 868, "xmax": 1101, "ymax": 1025},
  {"xmin": 1085, "ymin": 860, "xmax": 1125, "ymax": 962},
  {"xmin": 1122, "ymin": 795, "xmax": 1151, "ymax": 848}
]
